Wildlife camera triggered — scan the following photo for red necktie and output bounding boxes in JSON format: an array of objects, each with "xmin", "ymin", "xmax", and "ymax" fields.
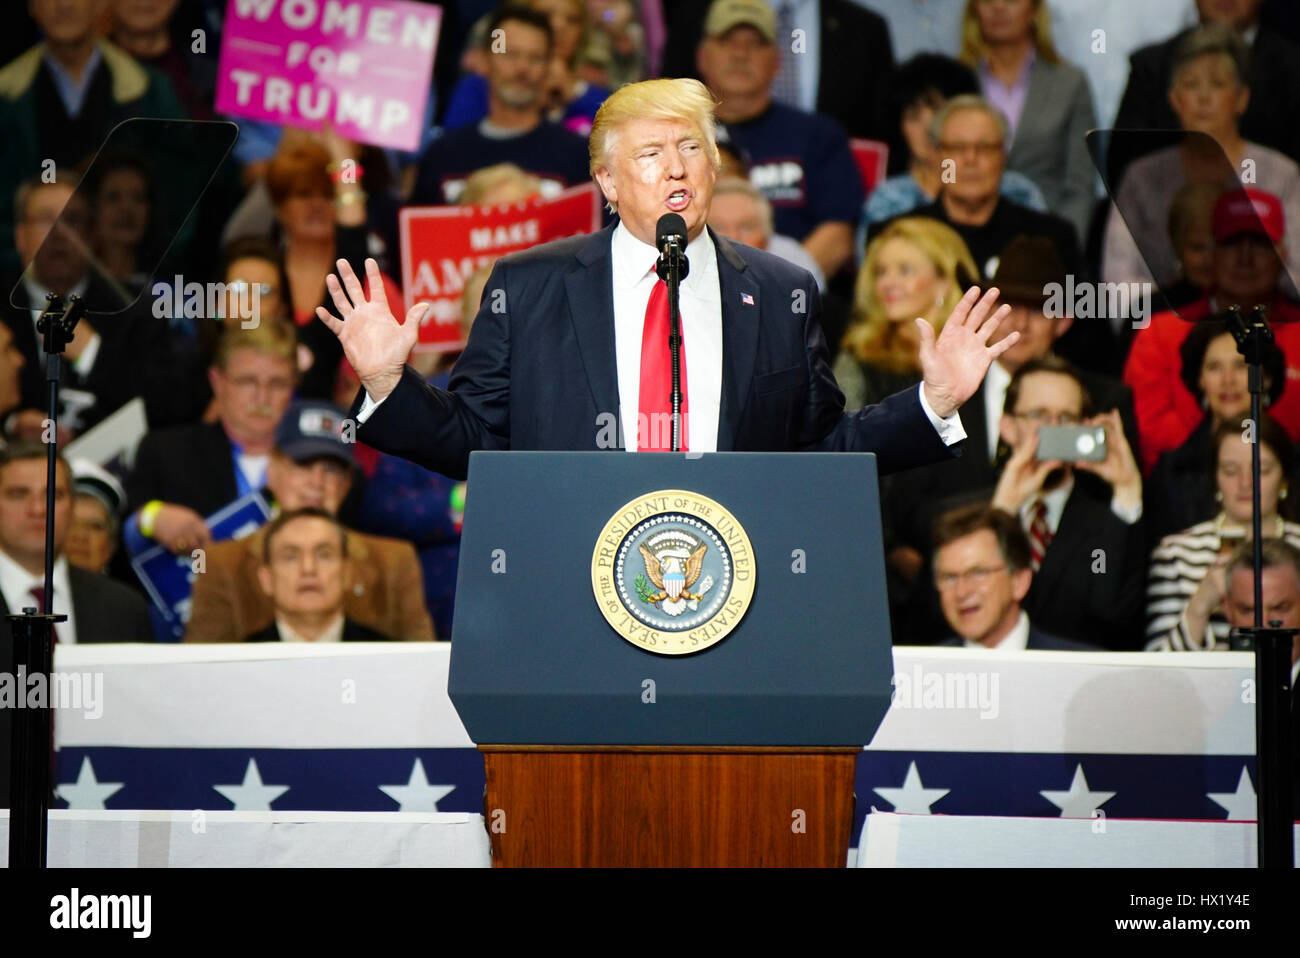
[
  {"xmin": 638, "ymin": 269, "xmax": 689, "ymax": 451},
  {"xmin": 30, "ymin": 586, "xmax": 62, "ymax": 643},
  {"xmin": 1027, "ymin": 500, "xmax": 1053, "ymax": 572}
]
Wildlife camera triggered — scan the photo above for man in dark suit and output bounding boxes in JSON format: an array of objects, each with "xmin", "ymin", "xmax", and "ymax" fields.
[
  {"xmin": 317, "ymin": 78, "xmax": 1020, "ymax": 480},
  {"xmin": 1114, "ymin": 0, "xmax": 1300, "ymax": 166},
  {"xmin": 3, "ymin": 177, "xmax": 200, "ymax": 439},
  {"xmin": 0, "ymin": 442, "xmax": 151, "ymax": 808},
  {"xmin": 243, "ymin": 508, "xmax": 394, "ymax": 643},
  {"xmin": 124, "ymin": 321, "xmax": 298, "ymax": 556},
  {"xmin": 928, "ymin": 502, "xmax": 1099, "ymax": 651},
  {"xmin": 660, "ymin": 0, "xmax": 896, "ymax": 142},
  {"xmin": 887, "ymin": 356, "xmax": 1147, "ymax": 649}
]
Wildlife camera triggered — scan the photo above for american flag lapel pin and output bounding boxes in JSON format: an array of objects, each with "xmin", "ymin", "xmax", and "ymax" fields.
[{"xmin": 741, "ymin": 292, "xmax": 754, "ymax": 305}]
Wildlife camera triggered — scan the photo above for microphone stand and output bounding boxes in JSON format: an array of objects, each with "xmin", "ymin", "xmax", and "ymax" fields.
[
  {"xmin": 1224, "ymin": 303, "xmax": 1295, "ymax": 869},
  {"xmin": 7, "ymin": 291, "xmax": 79, "ymax": 869},
  {"xmin": 657, "ymin": 240, "xmax": 689, "ymax": 452}
]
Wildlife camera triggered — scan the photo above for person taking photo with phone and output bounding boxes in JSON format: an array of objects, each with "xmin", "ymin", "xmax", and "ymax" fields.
[{"xmin": 985, "ymin": 355, "xmax": 1147, "ymax": 649}]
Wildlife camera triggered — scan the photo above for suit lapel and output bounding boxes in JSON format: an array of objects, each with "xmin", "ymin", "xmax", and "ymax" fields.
[
  {"xmin": 564, "ymin": 227, "xmax": 621, "ymax": 437},
  {"xmin": 713, "ymin": 230, "xmax": 760, "ymax": 451},
  {"xmin": 1034, "ymin": 487, "xmax": 1083, "ymax": 598}
]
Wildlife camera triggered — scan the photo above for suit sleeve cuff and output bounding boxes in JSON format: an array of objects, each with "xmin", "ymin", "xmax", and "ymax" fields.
[
  {"xmin": 917, "ymin": 383, "xmax": 966, "ymax": 447},
  {"xmin": 356, "ymin": 391, "xmax": 387, "ymax": 423}
]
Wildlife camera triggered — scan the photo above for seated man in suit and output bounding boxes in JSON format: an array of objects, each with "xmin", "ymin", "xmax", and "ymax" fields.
[
  {"xmin": 245, "ymin": 508, "xmax": 393, "ymax": 643},
  {"xmin": 929, "ymin": 502, "xmax": 1099, "ymax": 650},
  {"xmin": 1222, "ymin": 538, "xmax": 1300, "ymax": 689},
  {"xmin": 124, "ymin": 321, "xmax": 298, "ymax": 557},
  {"xmin": 890, "ymin": 356, "xmax": 1147, "ymax": 648},
  {"xmin": 184, "ymin": 399, "xmax": 434, "ymax": 642},
  {"xmin": 0, "ymin": 441, "xmax": 151, "ymax": 643}
]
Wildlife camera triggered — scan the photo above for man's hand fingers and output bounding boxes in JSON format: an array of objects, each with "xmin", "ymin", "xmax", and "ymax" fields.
[
  {"xmin": 324, "ymin": 273, "xmax": 355, "ymax": 319},
  {"xmin": 365, "ymin": 258, "xmax": 389, "ymax": 310},
  {"xmin": 404, "ymin": 303, "xmax": 431, "ymax": 327},
  {"xmin": 337, "ymin": 258, "xmax": 366, "ymax": 305},
  {"xmin": 315, "ymin": 305, "xmax": 343, "ymax": 335},
  {"xmin": 977, "ymin": 303, "xmax": 1012, "ymax": 341},
  {"xmin": 988, "ymin": 328, "xmax": 1020, "ymax": 358},
  {"xmin": 965, "ymin": 287, "xmax": 1000, "ymax": 329}
]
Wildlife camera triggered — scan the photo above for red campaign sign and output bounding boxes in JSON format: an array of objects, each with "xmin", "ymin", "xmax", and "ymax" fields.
[{"xmin": 399, "ymin": 183, "xmax": 602, "ymax": 351}]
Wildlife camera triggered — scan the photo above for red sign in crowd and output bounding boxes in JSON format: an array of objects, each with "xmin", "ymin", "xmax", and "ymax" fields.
[{"xmin": 399, "ymin": 183, "xmax": 603, "ymax": 351}]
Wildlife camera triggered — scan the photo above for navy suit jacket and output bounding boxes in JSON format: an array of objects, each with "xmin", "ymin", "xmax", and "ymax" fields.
[{"xmin": 353, "ymin": 225, "xmax": 958, "ymax": 479}]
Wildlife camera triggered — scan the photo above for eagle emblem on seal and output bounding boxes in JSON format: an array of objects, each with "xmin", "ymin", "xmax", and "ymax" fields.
[{"xmin": 634, "ymin": 530, "xmax": 715, "ymax": 616}]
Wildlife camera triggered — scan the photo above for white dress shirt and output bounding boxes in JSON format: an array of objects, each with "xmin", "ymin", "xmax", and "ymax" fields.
[
  {"xmin": 611, "ymin": 222, "xmax": 723, "ymax": 451},
  {"xmin": 275, "ymin": 613, "xmax": 345, "ymax": 643},
  {"xmin": 0, "ymin": 549, "xmax": 79, "ymax": 644},
  {"xmin": 358, "ymin": 227, "xmax": 966, "ymax": 447},
  {"xmin": 983, "ymin": 359, "xmax": 1012, "ymax": 462},
  {"xmin": 965, "ymin": 609, "xmax": 1030, "ymax": 650}
]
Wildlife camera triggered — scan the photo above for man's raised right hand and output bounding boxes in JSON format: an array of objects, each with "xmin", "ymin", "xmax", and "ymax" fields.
[{"xmin": 316, "ymin": 258, "xmax": 428, "ymax": 403}]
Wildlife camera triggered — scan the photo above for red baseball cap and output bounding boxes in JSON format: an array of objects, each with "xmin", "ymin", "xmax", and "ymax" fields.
[{"xmin": 1212, "ymin": 188, "xmax": 1285, "ymax": 243}]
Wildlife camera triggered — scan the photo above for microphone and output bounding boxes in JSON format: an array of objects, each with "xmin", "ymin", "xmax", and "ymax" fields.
[{"xmin": 656, "ymin": 213, "xmax": 689, "ymax": 280}]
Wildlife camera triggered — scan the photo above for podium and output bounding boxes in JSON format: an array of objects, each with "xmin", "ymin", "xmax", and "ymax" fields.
[{"xmin": 449, "ymin": 452, "xmax": 895, "ymax": 866}]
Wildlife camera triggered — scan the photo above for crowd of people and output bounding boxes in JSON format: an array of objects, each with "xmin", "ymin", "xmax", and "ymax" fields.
[{"xmin": 0, "ymin": 0, "xmax": 1298, "ymax": 658}]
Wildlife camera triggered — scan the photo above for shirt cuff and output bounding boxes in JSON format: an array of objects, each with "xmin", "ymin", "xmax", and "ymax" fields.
[
  {"xmin": 72, "ymin": 332, "xmax": 101, "ymax": 376},
  {"xmin": 917, "ymin": 383, "xmax": 966, "ymax": 447},
  {"xmin": 356, "ymin": 391, "xmax": 386, "ymax": 423},
  {"xmin": 1110, "ymin": 496, "xmax": 1143, "ymax": 525}
]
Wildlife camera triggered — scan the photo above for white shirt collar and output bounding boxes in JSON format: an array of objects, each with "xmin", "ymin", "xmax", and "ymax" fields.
[
  {"xmin": 0, "ymin": 548, "xmax": 75, "ymax": 641},
  {"xmin": 984, "ymin": 360, "xmax": 1012, "ymax": 461},
  {"xmin": 275, "ymin": 613, "xmax": 346, "ymax": 643},
  {"xmin": 965, "ymin": 609, "xmax": 1030, "ymax": 650},
  {"xmin": 611, "ymin": 221, "xmax": 716, "ymax": 293}
]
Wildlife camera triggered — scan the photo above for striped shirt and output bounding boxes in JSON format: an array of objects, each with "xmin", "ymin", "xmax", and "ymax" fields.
[{"xmin": 1145, "ymin": 516, "xmax": 1300, "ymax": 651}]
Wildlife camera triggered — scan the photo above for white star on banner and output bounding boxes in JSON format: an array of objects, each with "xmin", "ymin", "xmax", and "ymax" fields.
[
  {"xmin": 55, "ymin": 757, "xmax": 124, "ymax": 810},
  {"xmin": 872, "ymin": 761, "xmax": 950, "ymax": 814},
  {"xmin": 378, "ymin": 758, "xmax": 456, "ymax": 811},
  {"xmin": 1208, "ymin": 767, "xmax": 1257, "ymax": 821},
  {"xmin": 1041, "ymin": 764, "xmax": 1116, "ymax": 818},
  {"xmin": 213, "ymin": 758, "xmax": 289, "ymax": 810}
]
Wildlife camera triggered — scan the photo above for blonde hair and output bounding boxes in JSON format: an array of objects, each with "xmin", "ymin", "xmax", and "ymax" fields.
[
  {"xmin": 959, "ymin": 0, "xmax": 1060, "ymax": 67},
  {"xmin": 588, "ymin": 78, "xmax": 722, "ymax": 209},
  {"xmin": 212, "ymin": 318, "xmax": 298, "ymax": 374},
  {"xmin": 460, "ymin": 163, "xmax": 543, "ymax": 205},
  {"xmin": 842, "ymin": 218, "xmax": 978, "ymax": 372}
]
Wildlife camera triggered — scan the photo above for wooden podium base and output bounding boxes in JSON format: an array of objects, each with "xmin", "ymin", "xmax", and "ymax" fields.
[{"xmin": 480, "ymin": 746, "xmax": 859, "ymax": 867}]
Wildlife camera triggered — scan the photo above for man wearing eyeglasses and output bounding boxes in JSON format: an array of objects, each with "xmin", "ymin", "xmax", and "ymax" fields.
[
  {"xmin": 867, "ymin": 95, "xmax": 1080, "ymax": 283},
  {"xmin": 985, "ymin": 354, "xmax": 1146, "ymax": 648},
  {"xmin": 930, "ymin": 502, "xmax": 1098, "ymax": 650},
  {"xmin": 124, "ymin": 321, "xmax": 299, "ymax": 556}
]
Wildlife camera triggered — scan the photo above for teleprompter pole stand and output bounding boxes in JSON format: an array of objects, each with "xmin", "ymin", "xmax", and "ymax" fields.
[
  {"xmin": 7, "ymin": 291, "xmax": 78, "ymax": 869},
  {"xmin": 1224, "ymin": 304, "xmax": 1295, "ymax": 869},
  {"xmin": 657, "ymin": 233, "xmax": 689, "ymax": 453}
]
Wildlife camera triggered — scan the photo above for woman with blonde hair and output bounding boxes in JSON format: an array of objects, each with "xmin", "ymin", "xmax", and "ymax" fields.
[
  {"xmin": 958, "ymin": 0, "xmax": 1096, "ymax": 242},
  {"xmin": 834, "ymin": 218, "xmax": 978, "ymax": 410}
]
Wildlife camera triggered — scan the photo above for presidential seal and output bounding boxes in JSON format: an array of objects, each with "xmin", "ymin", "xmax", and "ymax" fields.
[{"xmin": 591, "ymin": 489, "xmax": 756, "ymax": 655}]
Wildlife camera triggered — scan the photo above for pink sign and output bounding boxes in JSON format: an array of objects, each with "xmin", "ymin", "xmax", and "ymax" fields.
[{"xmin": 215, "ymin": 0, "xmax": 440, "ymax": 151}]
